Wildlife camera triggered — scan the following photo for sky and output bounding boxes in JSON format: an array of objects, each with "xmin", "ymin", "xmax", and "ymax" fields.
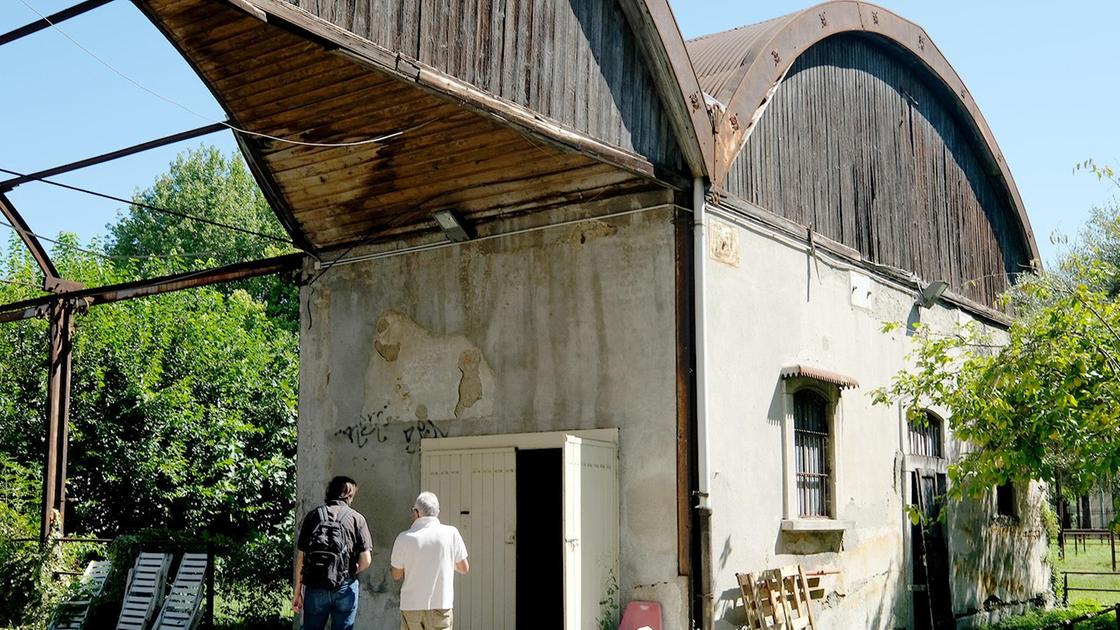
[{"xmin": 1, "ymin": 0, "xmax": 1117, "ymax": 268}]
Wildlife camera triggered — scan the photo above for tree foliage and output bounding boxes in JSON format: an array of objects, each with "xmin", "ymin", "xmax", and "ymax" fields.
[
  {"xmin": 0, "ymin": 145, "xmax": 299, "ymax": 547},
  {"xmin": 106, "ymin": 146, "xmax": 299, "ymax": 330},
  {"xmin": 874, "ymin": 182, "xmax": 1120, "ymax": 498}
]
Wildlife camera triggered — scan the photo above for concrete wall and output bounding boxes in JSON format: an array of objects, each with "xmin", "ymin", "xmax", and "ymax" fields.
[
  {"xmin": 297, "ymin": 201, "xmax": 688, "ymax": 628},
  {"xmin": 702, "ymin": 207, "xmax": 1049, "ymax": 629}
]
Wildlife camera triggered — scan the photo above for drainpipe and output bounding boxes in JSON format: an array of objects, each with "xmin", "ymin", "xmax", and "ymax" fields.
[
  {"xmin": 692, "ymin": 177, "xmax": 714, "ymax": 628},
  {"xmin": 693, "ymin": 178, "xmax": 711, "ymax": 513}
]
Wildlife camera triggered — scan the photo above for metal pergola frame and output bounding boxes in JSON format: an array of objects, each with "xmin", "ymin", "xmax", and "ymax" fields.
[{"xmin": 0, "ymin": 0, "xmax": 303, "ymax": 542}]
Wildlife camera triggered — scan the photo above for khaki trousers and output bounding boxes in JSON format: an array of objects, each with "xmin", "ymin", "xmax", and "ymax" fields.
[{"xmin": 400, "ymin": 609, "xmax": 453, "ymax": 630}]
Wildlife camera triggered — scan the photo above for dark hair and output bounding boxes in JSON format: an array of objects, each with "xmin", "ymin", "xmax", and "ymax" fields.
[{"xmin": 326, "ymin": 476, "xmax": 358, "ymax": 502}]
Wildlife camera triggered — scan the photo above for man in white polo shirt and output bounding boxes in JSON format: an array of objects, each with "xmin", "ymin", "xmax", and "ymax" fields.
[{"xmin": 391, "ymin": 491, "xmax": 470, "ymax": 630}]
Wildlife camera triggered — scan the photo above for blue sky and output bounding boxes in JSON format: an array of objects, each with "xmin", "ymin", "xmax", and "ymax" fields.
[{"xmin": 1, "ymin": 0, "xmax": 1116, "ymax": 267}]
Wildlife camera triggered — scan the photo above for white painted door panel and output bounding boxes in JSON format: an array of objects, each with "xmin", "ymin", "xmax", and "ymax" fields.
[
  {"xmin": 420, "ymin": 448, "xmax": 516, "ymax": 630},
  {"xmin": 562, "ymin": 437, "xmax": 620, "ymax": 630}
]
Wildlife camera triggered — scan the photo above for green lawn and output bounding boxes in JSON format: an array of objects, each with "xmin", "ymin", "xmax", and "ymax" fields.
[{"xmin": 1058, "ymin": 536, "xmax": 1120, "ymax": 606}]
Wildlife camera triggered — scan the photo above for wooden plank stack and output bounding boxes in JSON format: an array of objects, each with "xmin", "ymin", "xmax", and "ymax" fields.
[{"xmin": 737, "ymin": 565, "xmax": 817, "ymax": 630}]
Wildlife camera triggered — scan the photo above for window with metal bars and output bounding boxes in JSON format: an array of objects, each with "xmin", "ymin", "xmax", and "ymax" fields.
[
  {"xmin": 794, "ymin": 390, "xmax": 831, "ymax": 518},
  {"xmin": 908, "ymin": 410, "xmax": 943, "ymax": 458}
]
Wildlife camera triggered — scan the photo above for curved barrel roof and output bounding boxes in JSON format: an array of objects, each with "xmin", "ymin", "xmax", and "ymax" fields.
[{"xmin": 681, "ymin": 0, "xmax": 1039, "ymax": 263}]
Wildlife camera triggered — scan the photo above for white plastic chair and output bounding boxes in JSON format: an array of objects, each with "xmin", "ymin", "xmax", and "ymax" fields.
[
  {"xmin": 152, "ymin": 553, "xmax": 209, "ymax": 630},
  {"xmin": 115, "ymin": 552, "xmax": 172, "ymax": 630},
  {"xmin": 48, "ymin": 560, "xmax": 112, "ymax": 630}
]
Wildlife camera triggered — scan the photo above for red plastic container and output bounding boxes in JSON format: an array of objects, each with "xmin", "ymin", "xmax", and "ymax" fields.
[{"xmin": 619, "ymin": 600, "xmax": 662, "ymax": 630}]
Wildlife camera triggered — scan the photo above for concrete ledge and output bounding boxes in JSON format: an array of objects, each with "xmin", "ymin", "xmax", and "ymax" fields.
[{"xmin": 780, "ymin": 519, "xmax": 853, "ymax": 533}]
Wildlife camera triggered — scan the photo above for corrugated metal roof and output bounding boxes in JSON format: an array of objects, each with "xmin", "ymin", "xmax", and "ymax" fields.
[
  {"xmin": 780, "ymin": 365, "xmax": 860, "ymax": 389},
  {"xmin": 685, "ymin": 14, "xmax": 794, "ymax": 104}
]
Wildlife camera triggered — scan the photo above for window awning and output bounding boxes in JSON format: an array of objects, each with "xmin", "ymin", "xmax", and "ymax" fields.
[{"xmin": 780, "ymin": 365, "xmax": 859, "ymax": 390}]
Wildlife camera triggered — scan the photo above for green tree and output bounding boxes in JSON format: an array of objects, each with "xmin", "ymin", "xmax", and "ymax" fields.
[
  {"xmin": 874, "ymin": 180, "xmax": 1120, "ymax": 498},
  {"xmin": 0, "ymin": 148, "xmax": 301, "ymax": 602},
  {"xmin": 106, "ymin": 146, "xmax": 300, "ymax": 330}
]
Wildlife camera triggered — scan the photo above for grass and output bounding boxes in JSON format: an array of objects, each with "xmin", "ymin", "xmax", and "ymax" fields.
[
  {"xmin": 986, "ymin": 535, "xmax": 1120, "ymax": 628},
  {"xmin": 988, "ymin": 601, "xmax": 1116, "ymax": 630},
  {"xmin": 1058, "ymin": 536, "xmax": 1120, "ymax": 607}
]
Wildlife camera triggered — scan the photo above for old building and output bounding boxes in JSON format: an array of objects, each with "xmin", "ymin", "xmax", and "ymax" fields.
[{"xmin": 140, "ymin": 0, "xmax": 1049, "ymax": 627}]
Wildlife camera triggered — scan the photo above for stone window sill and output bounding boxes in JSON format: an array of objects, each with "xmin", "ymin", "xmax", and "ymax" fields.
[{"xmin": 781, "ymin": 519, "xmax": 853, "ymax": 533}]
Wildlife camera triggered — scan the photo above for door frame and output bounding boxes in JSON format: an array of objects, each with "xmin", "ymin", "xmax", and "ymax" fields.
[
  {"xmin": 421, "ymin": 428, "xmax": 619, "ymax": 453},
  {"xmin": 420, "ymin": 428, "xmax": 620, "ymax": 629}
]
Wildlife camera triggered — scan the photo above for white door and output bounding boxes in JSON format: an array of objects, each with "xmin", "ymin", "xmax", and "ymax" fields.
[
  {"xmin": 420, "ymin": 448, "xmax": 516, "ymax": 630},
  {"xmin": 562, "ymin": 436, "xmax": 620, "ymax": 630}
]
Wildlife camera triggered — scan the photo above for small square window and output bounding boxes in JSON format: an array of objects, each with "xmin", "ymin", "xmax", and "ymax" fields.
[{"xmin": 995, "ymin": 482, "xmax": 1016, "ymax": 518}]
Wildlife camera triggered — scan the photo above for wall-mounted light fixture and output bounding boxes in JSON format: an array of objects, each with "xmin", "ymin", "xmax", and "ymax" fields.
[
  {"xmin": 916, "ymin": 280, "xmax": 949, "ymax": 309},
  {"xmin": 432, "ymin": 209, "xmax": 473, "ymax": 243}
]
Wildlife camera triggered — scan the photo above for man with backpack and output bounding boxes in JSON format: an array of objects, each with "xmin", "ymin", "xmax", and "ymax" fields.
[{"xmin": 292, "ymin": 476, "xmax": 373, "ymax": 630}]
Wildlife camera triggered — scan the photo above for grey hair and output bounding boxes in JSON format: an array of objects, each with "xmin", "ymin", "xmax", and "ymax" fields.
[{"xmin": 414, "ymin": 491, "xmax": 440, "ymax": 517}]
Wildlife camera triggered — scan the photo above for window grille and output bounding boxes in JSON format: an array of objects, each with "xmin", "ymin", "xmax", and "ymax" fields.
[
  {"xmin": 794, "ymin": 390, "xmax": 831, "ymax": 518},
  {"xmin": 909, "ymin": 411, "xmax": 943, "ymax": 458}
]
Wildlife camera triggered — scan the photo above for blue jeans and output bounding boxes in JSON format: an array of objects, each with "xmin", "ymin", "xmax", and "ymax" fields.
[{"xmin": 303, "ymin": 579, "xmax": 359, "ymax": 630}]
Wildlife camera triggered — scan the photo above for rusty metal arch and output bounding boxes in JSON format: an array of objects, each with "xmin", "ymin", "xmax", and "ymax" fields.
[{"xmin": 694, "ymin": 0, "xmax": 1040, "ymax": 264}]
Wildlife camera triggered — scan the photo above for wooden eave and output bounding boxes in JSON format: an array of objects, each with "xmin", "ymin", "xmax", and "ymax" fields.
[
  {"xmin": 137, "ymin": 0, "xmax": 685, "ymax": 252},
  {"xmin": 615, "ymin": 0, "xmax": 714, "ymax": 179}
]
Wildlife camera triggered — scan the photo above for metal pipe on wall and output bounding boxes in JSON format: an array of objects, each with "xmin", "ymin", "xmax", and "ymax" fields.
[
  {"xmin": 692, "ymin": 177, "xmax": 711, "ymax": 513},
  {"xmin": 691, "ymin": 177, "xmax": 714, "ymax": 628}
]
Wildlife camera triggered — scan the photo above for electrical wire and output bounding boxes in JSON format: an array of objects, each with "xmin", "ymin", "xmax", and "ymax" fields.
[
  {"xmin": 0, "ymin": 218, "xmax": 253, "ymax": 261},
  {"xmin": 15, "ymin": 0, "xmax": 430, "ymax": 149},
  {"xmin": 0, "ymin": 167, "xmax": 295, "ymax": 247},
  {"xmin": 0, "ymin": 219, "xmax": 121, "ymax": 263},
  {"xmin": 0, "ymin": 276, "xmax": 42, "ymax": 290}
]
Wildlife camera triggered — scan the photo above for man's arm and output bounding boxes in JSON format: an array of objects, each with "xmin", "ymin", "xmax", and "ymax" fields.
[
  {"xmin": 391, "ymin": 565, "xmax": 405, "ymax": 581},
  {"xmin": 291, "ymin": 551, "xmax": 305, "ymax": 611},
  {"xmin": 454, "ymin": 558, "xmax": 469, "ymax": 575},
  {"xmin": 356, "ymin": 550, "xmax": 372, "ymax": 574}
]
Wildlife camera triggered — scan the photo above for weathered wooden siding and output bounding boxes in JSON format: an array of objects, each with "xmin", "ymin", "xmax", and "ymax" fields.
[
  {"xmin": 726, "ymin": 34, "xmax": 1031, "ymax": 306},
  {"xmin": 284, "ymin": 0, "xmax": 684, "ymax": 171}
]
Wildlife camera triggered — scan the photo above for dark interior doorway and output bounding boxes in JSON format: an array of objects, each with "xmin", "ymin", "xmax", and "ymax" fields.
[
  {"xmin": 516, "ymin": 448, "xmax": 563, "ymax": 630},
  {"xmin": 911, "ymin": 470, "xmax": 954, "ymax": 630}
]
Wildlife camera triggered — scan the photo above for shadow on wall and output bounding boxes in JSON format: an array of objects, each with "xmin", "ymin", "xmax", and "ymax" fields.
[
  {"xmin": 714, "ymin": 551, "xmax": 901, "ymax": 629},
  {"xmin": 948, "ymin": 483, "xmax": 1050, "ymax": 618}
]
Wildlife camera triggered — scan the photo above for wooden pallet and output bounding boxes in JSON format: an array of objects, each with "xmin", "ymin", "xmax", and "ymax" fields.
[{"xmin": 737, "ymin": 565, "xmax": 818, "ymax": 630}]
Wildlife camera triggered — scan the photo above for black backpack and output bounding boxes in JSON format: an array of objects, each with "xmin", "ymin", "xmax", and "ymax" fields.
[{"xmin": 303, "ymin": 505, "xmax": 354, "ymax": 589}]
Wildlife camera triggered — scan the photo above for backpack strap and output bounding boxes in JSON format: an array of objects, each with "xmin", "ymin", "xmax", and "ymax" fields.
[{"xmin": 317, "ymin": 505, "xmax": 329, "ymax": 523}]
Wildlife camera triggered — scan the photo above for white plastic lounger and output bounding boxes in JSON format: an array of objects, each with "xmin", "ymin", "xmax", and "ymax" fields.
[
  {"xmin": 152, "ymin": 553, "xmax": 209, "ymax": 630},
  {"xmin": 115, "ymin": 552, "xmax": 172, "ymax": 630},
  {"xmin": 48, "ymin": 559, "xmax": 112, "ymax": 630}
]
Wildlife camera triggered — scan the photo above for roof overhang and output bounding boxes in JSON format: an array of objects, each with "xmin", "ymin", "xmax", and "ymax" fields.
[{"xmin": 137, "ymin": 0, "xmax": 687, "ymax": 252}]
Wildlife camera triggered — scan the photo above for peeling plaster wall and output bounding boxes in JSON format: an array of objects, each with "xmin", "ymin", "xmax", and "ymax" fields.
[
  {"xmin": 703, "ymin": 209, "xmax": 1049, "ymax": 630},
  {"xmin": 297, "ymin": 204, "xmax": 687, "ymax": 628}
]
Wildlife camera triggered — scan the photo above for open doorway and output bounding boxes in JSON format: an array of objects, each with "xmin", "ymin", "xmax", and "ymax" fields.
[
  {"xmin": 420, "ymin": 430, "xmax": 619, "ymax": 630},
  {"xmin": 516, "ymin": 448, "xmax": 563, "ymax": 630}
]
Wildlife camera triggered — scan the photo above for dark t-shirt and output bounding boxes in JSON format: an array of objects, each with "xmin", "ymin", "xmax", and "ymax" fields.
[{"xmin": 297, "ymin": 500, "xmax": 373, "ymax": 580}]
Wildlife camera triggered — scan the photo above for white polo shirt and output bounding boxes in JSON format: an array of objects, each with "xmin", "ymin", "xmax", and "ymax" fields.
[{"xmin": 391, "ymin": 516, "xmax": 468, "ymax": 611}]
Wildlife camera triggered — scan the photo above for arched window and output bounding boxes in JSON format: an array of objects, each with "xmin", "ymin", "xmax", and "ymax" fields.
[
  {"xmin": 908, "ymin": 410, "xmax": 943, "ymax": 459},
  {"xmin": 794, "ymin": 390, "xmax": 831, "ymax": 518}
]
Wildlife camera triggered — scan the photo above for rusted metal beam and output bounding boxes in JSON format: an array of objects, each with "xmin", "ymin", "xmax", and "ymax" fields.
[
  {"xmin": 0, "ymin": 0, "xmax": 115, "ymax": 47},
  {"xmin": 0, "ymin": 122, "xmax": 228, "ymax": 191},
  {"xmin": 0, "ymin": 253, "xmax": 303, "ymax": 324},
  {"xmin": 0, "ymin": 191, "xmax": 58, "ymax": 280},
  {"xmin": 40, "ymin": 301, "xmax": 74, "ymax": 542}
]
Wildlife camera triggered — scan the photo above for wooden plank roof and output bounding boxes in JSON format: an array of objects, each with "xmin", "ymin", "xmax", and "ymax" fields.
[{"xmin": 137, "ymin": 0, "xmax": 1038, "ymax": 266}]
